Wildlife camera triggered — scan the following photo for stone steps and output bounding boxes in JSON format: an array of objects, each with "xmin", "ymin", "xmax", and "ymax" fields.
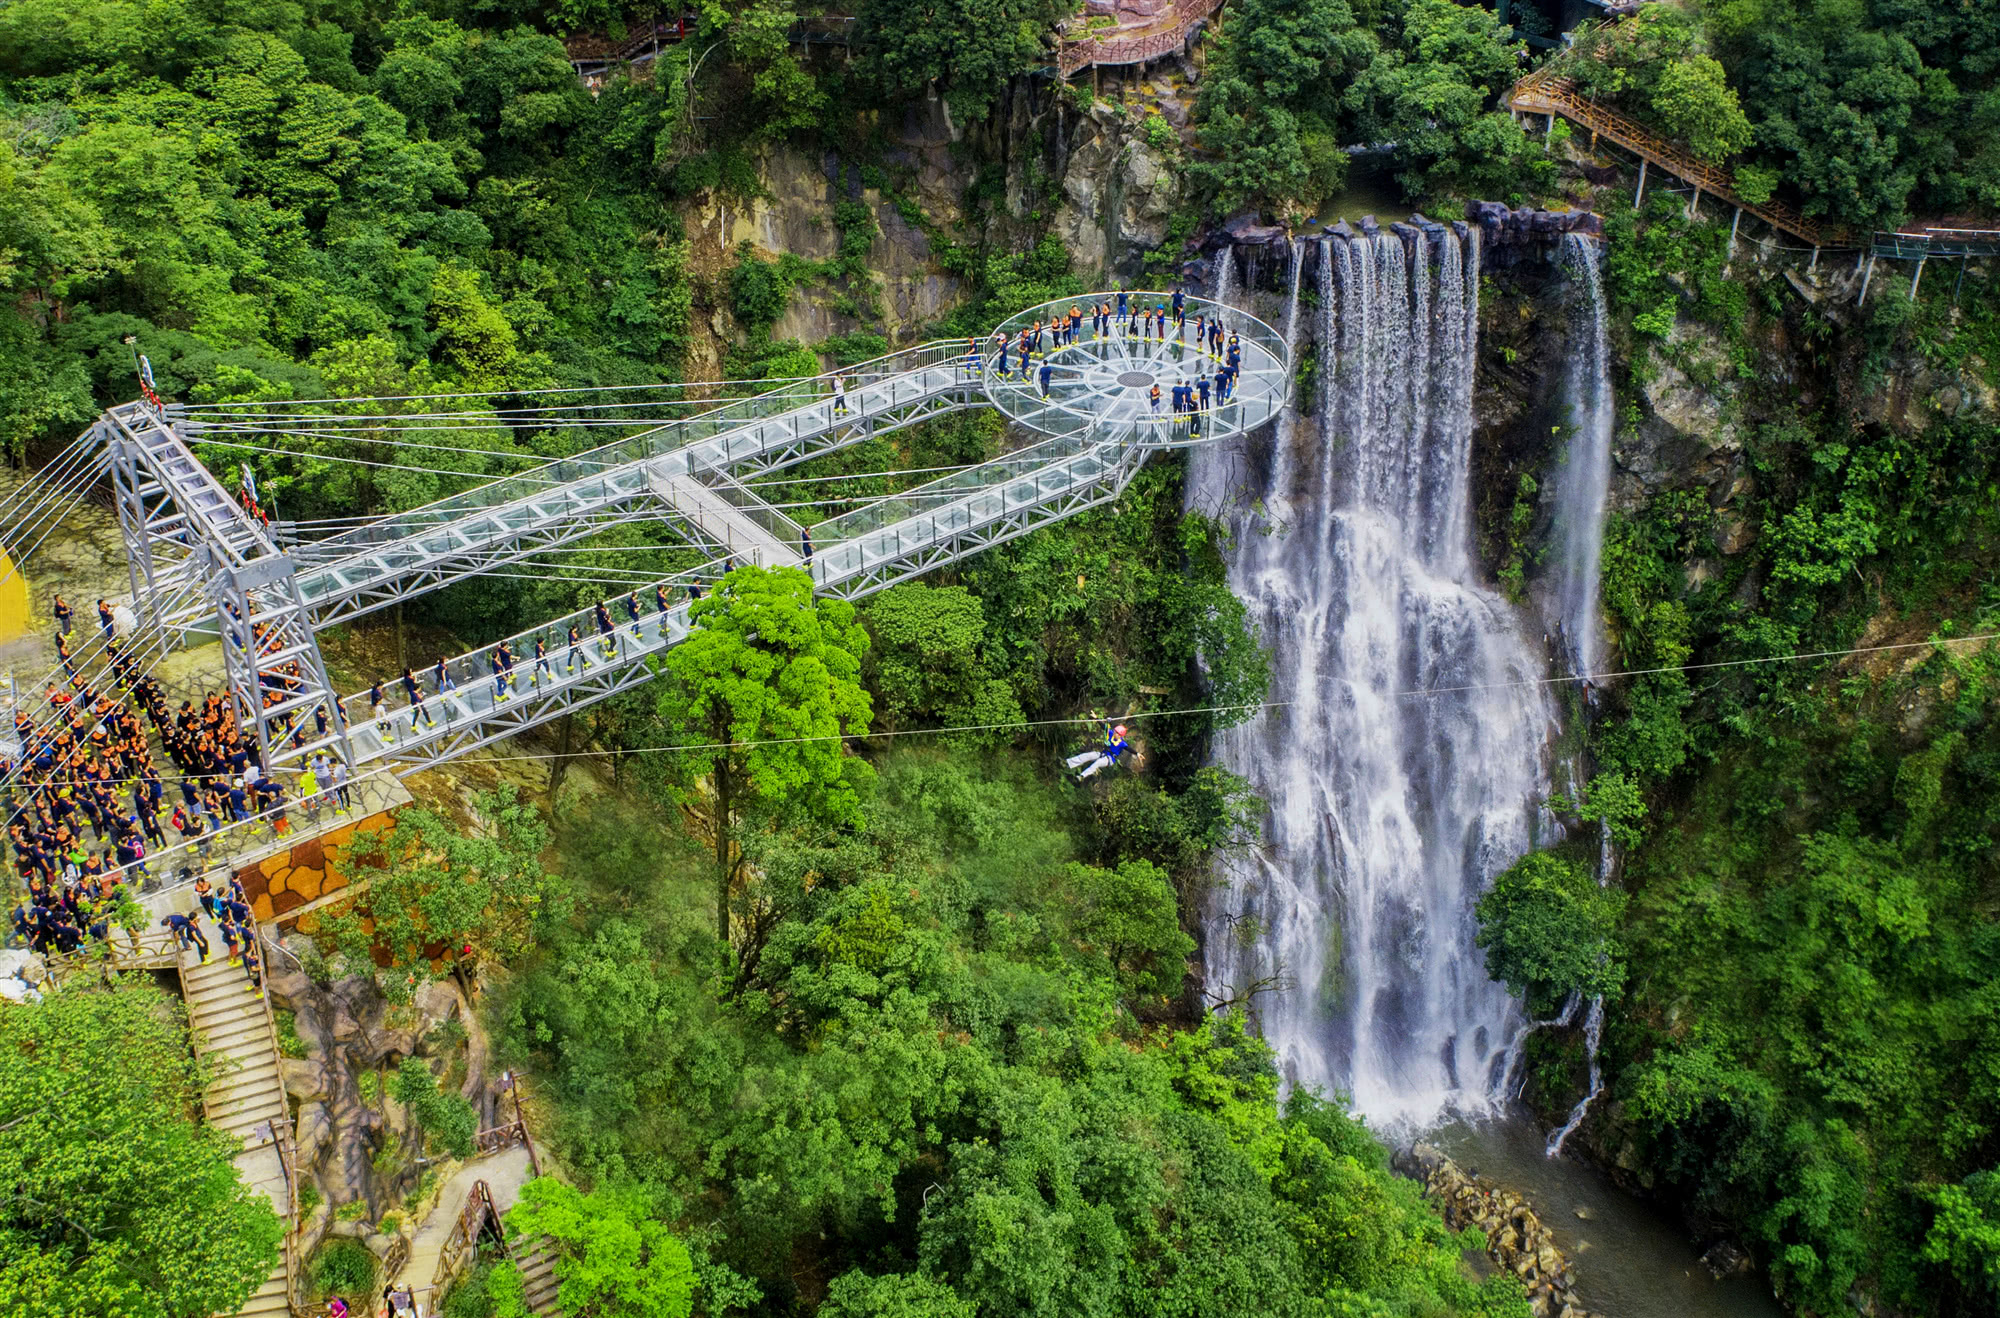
[
  {"xmin": 176, "ymin": 934, "xmax": 296, "ymax": 1318},
  {"xmin": 512, "ymin": 1236, "xmax": 563, "ymax": 1317}
]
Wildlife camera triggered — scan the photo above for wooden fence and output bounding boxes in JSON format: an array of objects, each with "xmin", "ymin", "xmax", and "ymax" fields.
[{"xmin": 1057, "ymin": 0, "xmax": 1224, "ymax": 76}]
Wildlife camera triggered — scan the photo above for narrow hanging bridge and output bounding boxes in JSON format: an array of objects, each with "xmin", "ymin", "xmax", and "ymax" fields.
[{"xmin": 26, "ymin": 294, "xmax": 1284, "ymax": 792}]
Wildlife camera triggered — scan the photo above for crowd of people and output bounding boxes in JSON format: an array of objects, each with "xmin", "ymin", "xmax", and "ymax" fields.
[
  {"xmin": 979, "ymin": 288, "xmax": 1248, "ymax": 434},
  {"xmin": 6, "ymin": 593, "xmax": 354, "ymax": 967}
]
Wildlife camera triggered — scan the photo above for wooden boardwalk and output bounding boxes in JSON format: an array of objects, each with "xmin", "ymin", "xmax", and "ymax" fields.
[{"xmin": 1506, "ymin": 67, "xmax": 1850, "ymax": 249}]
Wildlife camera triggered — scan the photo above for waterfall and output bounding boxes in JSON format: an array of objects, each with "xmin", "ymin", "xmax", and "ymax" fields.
[
  {"xmin": 1545, "ymin": 234, "xmax": 1614, "ymax": 679},
  {"xmin": 1196, "ymin": 226, "xmax": 1557, "ymax": 1129},
  {"xmin": 1539, "ymin": 235, "xmax": 1616, "ymax": 1155},
  {"xmin": 1544, "ymin": 995, "xmax": 1605, "ymax": 1156}
]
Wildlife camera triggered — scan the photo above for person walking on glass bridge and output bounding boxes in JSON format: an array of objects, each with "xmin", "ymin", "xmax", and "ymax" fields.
[
  {"xmin": 1197, "ymin": 374, "xmax": 1211, "ymax": 412},
  {"xmin": 964, "ymin": 337, "xmax": 980, "ymax": 380},
  {"xmin": 490, "ymin": 647, "xmax": 509, "ymax": 704},
  {"xmin": 626, "ymin": 590, "xmax": 644, "ymax": 639},
  {"xmin": 1149, "ymin": 383, "xmax": 1161, "ymax": 414},
  {"xmin": 832, "ymin": 374, "xmax": 848, "ymax": 417},
  {"xmin": 996, "ymin": 333, "xmax": 1011, "ymax": 379},
  {"xmin": 534, "ymin": 635, "xmax": 552, "ymax": 688},
  {"xmin": 1116, "ymin": 289, "xmax": 1129, "ymax": 325},
  {"xmin": 1038, "ymin": 361, "xmax": 1053, "ymax": 399},
  {"xmin": 595, "ymin": 600, "xmax": 617, "ymax": 657},
  {"xmin": 566, "ymin": 622, "xmax": 589, "ymax": 674}
]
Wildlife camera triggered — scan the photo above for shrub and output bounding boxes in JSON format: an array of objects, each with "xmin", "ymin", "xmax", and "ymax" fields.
[{"xmin": 311, "ymin": 1239, "xmax": 377, "ymax": 1300}]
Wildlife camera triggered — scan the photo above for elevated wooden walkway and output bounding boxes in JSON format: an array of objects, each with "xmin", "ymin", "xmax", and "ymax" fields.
[
  {"xmin": 1057, "ymin": 0, "xmax": 1223, "ymax": 76},
  {"xmin": 1506, "ymin": 67, "xmax": 1851, "ymax": 250}
]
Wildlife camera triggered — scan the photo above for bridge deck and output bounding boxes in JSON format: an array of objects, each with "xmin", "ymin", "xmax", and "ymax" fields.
[{"xmin": 277, "ymin": 348, "xmax": 975, "ymax": 626}]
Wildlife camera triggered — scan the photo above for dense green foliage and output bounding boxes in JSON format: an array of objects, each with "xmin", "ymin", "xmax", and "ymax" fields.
[
  {"xmin": 1475, "ymin": 851, "xmax": 1626, "ymax": 1016},
  {"xmin": 495, "ymin": 1179, "xmax": 696, "ymax": 1318},
  {"xmin": 1562, "ymin": 196, "xmax": 2000, "ymax": 1314},
  {"xmin": 320, "ymin": 785, "xmax": 568, "ymax": 1001},
  {"xmin": 499, "ymin": 753, "xmax": 1530, "ymax": 1317},
  {"xmin": 0, "ymin": 981, "xmax": 284, "ymax": 1318},
  {"xmin": 1559, "ymin": 0, "xmax": 2000, "ymax": 230},
  {"xmin": 391, "ymin": 1056, "xmax": 480, "ymax": 1159},
  {"xmin": 1192, "ymin": 0, "xmax": 1554, "ymax": 212},
  {"xmin": 656, "ymin": 564, "xmax": 875, "ymax": 943}
]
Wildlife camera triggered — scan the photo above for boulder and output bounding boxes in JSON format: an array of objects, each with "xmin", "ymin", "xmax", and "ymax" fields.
[
  {"xmin": 282, "ymin": 1058, "xmax": 331, "ymax": 1103},
  {"xmin": 1701, "ymin": 1239, "xmax": 1754, "ymax": 1279},
  {"xmin": 1223, "ymin": 211, "xmax": 1287, "ymax": 245},
  {"xmin": 295, "ymin": 1101, "xmax": 335, "ymax": 1171}
]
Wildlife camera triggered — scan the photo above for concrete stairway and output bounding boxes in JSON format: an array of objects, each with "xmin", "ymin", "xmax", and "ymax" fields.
[{"xmin": 180, "ymin": 941, "xmax": 293, "ymax": 1318}]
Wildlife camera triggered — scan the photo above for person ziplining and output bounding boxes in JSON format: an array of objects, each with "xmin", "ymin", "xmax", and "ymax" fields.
[{"xmin": 1066, "ymin": 720, "xmax": 1139, "ymax": 780}]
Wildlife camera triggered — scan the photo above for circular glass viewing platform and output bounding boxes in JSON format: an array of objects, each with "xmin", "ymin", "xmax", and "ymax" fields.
[{"xmin": 978, "ymin": 294, "xmax": 1289, "ymax": 449}]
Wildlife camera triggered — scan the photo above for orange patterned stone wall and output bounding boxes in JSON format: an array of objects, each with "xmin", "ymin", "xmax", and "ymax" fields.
[{"xmin": 234, "ymin": 806, "xmax": 400, "ymax": 923}]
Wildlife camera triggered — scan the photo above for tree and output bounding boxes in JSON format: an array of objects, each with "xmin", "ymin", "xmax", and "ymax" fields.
[
  {"xmin": 0, "ymin": 982, "xmax": 284, "ymax": 1318},
  {"xmin": 1651, "ymin": 55, "xmax": 1752, "ymax": 163},
  {"xmin": 320, "ymin": 786, "xmax": 568, "ymax": 1002},
  {"xmin": 1474, "ymin": 851, "xmax": 1625, "ymax": 1015},
  {"xmin": 856, "ymin": 0, "xmax": 1072, "ymax": 122},
  {"xmin": 656, "ymin": 565, "xmax": 874, "ymax": 944},
  {"xmin": 862, "ymin": 582, "xmax": 1023, "ymax": 738},
  {"xmin": 821, "ymin": 1270, "xmax": 975, "ymax": 1318},
  {"xmin": 390, "ymin": 1057, "xmax": 477, "ymax": 1159},
  {"xmin": 1059, "ymin": 859, "xmax": 1196, "ymax": 1001},
  {"xmin": 500, "ymin": 1180, "xmax": 694, "ymax": 1318}
]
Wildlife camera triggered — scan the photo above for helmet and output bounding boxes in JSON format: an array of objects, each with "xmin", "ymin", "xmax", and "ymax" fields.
[{"xmin": 1113, "ymin": 725, "xmax": 1127, "ymax": 737}]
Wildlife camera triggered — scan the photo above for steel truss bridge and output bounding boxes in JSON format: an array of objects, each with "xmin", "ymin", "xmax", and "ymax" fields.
[{"xmin": 76, "ymin": 295, "xmax": 1286, "ymax": 781}]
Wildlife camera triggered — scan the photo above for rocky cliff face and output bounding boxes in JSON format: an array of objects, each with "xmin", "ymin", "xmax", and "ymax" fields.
[
  {"xmin": 675, "ymin": 71, "xmax": 1193, "ymax": 373},
  {"xmin": 273, "ymin": 963, "xmax": 504, "ymax": 1272}
]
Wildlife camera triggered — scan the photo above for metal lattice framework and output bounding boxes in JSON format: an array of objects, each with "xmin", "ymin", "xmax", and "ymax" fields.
[{"xmin": 102, "ymin": 293, "xmax": 1286, "ymax": 779}]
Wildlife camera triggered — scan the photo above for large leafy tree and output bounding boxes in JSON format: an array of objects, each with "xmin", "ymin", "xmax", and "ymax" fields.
[
  {"xmin": 0, "ymin": 982, "xmax": 284, "ymax": 1318},
  {"xmin": 498, "ymin": 1179, "xmax": 695, "ymax": 1318},
  {"xmin": 321, "ymin": 785, "xmax": 569, "ymax": 1002},
  {"xmin": 1474, "ymin": 850, "xmax": 1626, "ymax": 1015},
  {"xmin": 656, "ymin": 564, "xmax": 874, "ymax": 943}
]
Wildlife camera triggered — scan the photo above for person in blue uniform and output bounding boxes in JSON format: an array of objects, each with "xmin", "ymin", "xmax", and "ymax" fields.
[{"xmin": 1065, "ymin": 723, "xmax": 1136, "ymax": 779}]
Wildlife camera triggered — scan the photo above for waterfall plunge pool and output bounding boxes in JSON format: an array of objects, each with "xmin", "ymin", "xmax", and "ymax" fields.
[{"xmin": 1430, "ymin": 1112, "xmax": 1786, "ymax": 1318}]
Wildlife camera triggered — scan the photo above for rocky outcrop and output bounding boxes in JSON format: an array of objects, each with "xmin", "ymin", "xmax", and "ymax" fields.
[
  {"xmin": 1052, "ymin": 100, "xmax": 1186, "ymax": 282},
  {"xmin": 1399, "ymin": 1143, "xmax": 1603, "ymax": 1318},
  {"xmin": 271, "ymin": 952, "xmax": 504, "ymax": 1265},
  {"xmin": 1468, "ymin": 202, "xmax": 1605, "ymax": 270}
]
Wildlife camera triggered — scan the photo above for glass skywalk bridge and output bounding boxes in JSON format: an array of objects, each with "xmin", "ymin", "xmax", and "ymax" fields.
[{"xmin": 332, "ymin": 295, "xmax": 1287, "ymax": 772}]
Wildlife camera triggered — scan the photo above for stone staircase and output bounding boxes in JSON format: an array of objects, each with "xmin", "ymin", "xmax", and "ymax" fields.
[
  {"xmin": 179, "ymin": 938, "xmax": 294, "ymax": 1318},
  {"xmin": 510, "ymin": 1235, "xmax": 563, "ymax": 1316}
]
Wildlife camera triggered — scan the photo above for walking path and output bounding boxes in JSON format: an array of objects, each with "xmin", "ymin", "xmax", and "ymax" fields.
[
  {"xmin": 1506, "ymin": 67, "xmax": 1848, "ymax": 249},
  {"xmin": 179, "ymin": 937, "xmax": 296, "ymax": 1318},
  {"xmin": 397, "ymin": 1145, "xmax": 537, "ymax": 1295}
]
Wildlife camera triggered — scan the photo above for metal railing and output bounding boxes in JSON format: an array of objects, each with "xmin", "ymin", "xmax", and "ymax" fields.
[{"xmin": 282, "ymin": 340, "xmax": 970, "ymax": 576}]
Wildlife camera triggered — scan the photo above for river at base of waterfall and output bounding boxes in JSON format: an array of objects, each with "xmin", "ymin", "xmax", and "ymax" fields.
[{"xmin": 1429, "ymin": 1111, "xmax": 1785, "ymax": 1318}]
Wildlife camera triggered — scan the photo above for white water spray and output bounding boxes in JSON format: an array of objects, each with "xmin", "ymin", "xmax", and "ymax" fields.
[
  {"xmin": 1545, "ymin": 234, "xmax": 1615, "ymax": 679},
  {"xmin": 1196, "ymin": 225, "xmax": 1558, "ymax": 1129},
  {"xmin": 1544, "ymin": 995, "xmax": 1605, "ymax": 1156}
]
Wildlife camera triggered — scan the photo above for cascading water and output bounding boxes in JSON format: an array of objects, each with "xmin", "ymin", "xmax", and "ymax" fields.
[
  {"xmin": 1545, "ymin": 233, "xmax": 1615, "ymax": 680},
  {"xmin": 1196, "ymin": 226, "xmax": 1558, "ymax": 1128},
  {"xmin": 1540, "ymin": 233, "xmax": 1617, "ymax": 1156},
  {"xmin": 1544, "ymin": 996, "xmax": 1606, "ymax": 1155}
]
